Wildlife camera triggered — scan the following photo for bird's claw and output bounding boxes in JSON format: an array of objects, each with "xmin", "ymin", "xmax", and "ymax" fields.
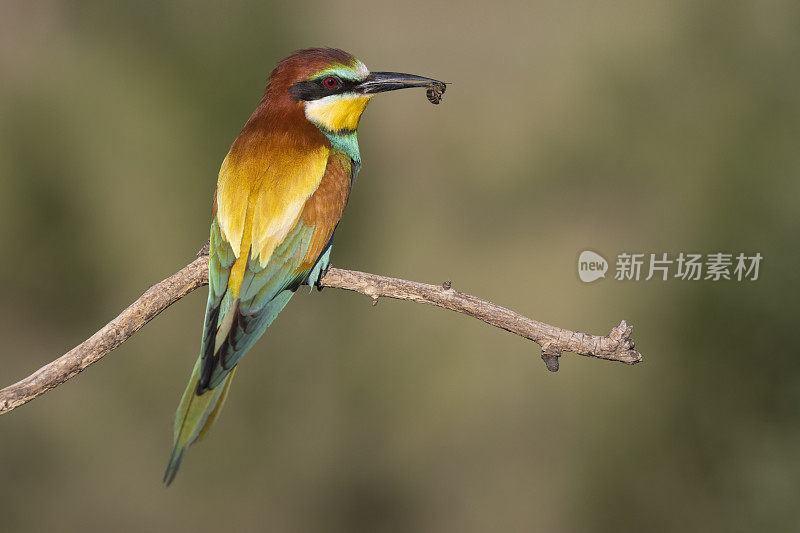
[{"xmin": 315, "ymin": 265, "xmax": 331, "ymax": 291}]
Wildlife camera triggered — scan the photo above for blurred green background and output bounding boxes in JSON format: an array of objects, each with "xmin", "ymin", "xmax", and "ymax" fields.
[{"xmin": 2, "ymin": 1, "xmax": 799, "ymax": 531}]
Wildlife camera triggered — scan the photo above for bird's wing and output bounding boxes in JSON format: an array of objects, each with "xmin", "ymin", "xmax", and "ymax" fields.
[{"xmin": 197, "ymin": 149, "xmax": 354, "ymax": 392}]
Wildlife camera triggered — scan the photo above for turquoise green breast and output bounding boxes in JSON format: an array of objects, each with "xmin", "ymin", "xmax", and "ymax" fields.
[{"xmin": 323, "ymin": 131, "xmax": 361, "ymax": 165}]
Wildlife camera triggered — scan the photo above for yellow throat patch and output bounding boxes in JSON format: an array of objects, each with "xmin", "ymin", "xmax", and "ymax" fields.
[{"xmin": 304, "ymin": 94, "xmax": 372, "ymax": 132}]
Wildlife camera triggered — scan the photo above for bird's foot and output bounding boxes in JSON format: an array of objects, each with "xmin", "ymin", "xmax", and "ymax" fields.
[{"xmin": 314, "ymin": 265, "xmax": 331, "ymax": 292}]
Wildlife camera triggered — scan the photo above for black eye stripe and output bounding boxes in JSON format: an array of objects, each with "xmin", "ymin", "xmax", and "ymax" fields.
[{"xmin": 289, "ymin": 77, "xmax": 361, "ymax": 101}]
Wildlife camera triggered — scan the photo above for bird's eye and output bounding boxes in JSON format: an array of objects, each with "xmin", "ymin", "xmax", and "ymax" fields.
[{"xmin": 323, "ymin": 77, "xmax": 338, "ymax": 89}]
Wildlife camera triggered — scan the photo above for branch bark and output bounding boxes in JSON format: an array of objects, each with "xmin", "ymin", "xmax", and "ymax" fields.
[{"xmin": 0, "ymin": 250, "xmax": 641, "ymax": 416}]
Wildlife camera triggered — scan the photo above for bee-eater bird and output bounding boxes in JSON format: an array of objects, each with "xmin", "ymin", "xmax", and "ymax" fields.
[{"xmin": 164, "ymin": 48, "xmax": 444, "ymax": 484}]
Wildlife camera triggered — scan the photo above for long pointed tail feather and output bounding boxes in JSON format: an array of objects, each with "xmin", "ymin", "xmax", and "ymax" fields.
[{"xmin": 164, "ymin": 358, "xmax": 236, "ymax": 486}]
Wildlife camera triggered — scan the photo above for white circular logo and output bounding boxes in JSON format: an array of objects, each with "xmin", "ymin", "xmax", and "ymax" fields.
[{"xmin": 578, "ymin": 251, "xmax": 608, "ymax": 282}]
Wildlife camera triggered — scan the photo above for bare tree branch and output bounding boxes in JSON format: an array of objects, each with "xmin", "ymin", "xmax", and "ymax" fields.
[{"xmin": 0, "ymin": 250, "xmax": 641, "ymax": 416}]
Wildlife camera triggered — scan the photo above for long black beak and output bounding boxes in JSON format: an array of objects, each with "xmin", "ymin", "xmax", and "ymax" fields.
[{"xmin": 357, "ymin": 71, "xmax": 445, "ymax": 94}]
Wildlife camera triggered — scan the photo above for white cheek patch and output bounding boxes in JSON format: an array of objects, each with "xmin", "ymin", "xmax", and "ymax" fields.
[{"xmin": 304, "ymin": 96, "xmax": 333, "ymax": 130}]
